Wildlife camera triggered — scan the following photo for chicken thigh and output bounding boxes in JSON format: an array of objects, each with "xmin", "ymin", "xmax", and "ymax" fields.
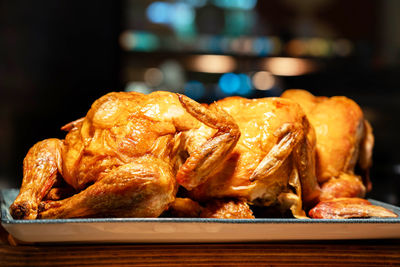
[
  {"xmin": 189, "ymin": 96, "xmax": 321, "ymax": 218},
  {"xmin": 10, "ymin": 91, "xmax": 240, "ymax": 219}
]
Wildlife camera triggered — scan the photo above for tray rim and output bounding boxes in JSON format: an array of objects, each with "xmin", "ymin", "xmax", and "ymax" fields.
[{"xmin": 2, "ymin": 188, "xmax": 400, "ymax": 225}]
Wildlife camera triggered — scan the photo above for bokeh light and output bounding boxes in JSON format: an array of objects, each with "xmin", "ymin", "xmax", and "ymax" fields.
[
  {"xmin": 308, "ymin": 38, "xmax": 330, "ymax": 57},
  {"xmin": 170, "ymin": 3, "xmax": 195, "ymax": 27},
  {"xmin": 119, "ymin": 31, "xmax": 136, "ymax": 51},
  {"xmin": 160, "ymin": 60, "xmax": 185, "ymax": 92},
  {"xmin": 213, "ymin": 0, "xmax": 257, "ymax": 10},
  {"xmin": 219, "ymin": 73, "xmax": 241, "ymax": 94},
  {"xmin": 264, "ymin": 57, "xmax": 316, "ymax": 76},
  {"xmin": 224, "ymin": 10, "xmax": 255, "ymax": 36},
  {"xmin": 253, "ymin": 37, "xmax": 272, "ymax": 56},
  {"xmin": 252, "ymin": 71, "xmax": 275, "ymax": 90},
  {"xmin": 189, "ymin": 55, "xmax": 237, "ymax": 73},
  {"xmin": 146, "ymin": 1, "xmax": 195, "ymax": 36},
  {"xmin": 146, "ymin": 2, "xmax": 171, "ymax": 24},
  {"xmin": 119, "ymin": 31, "xmax": 159, "ymax": 52},
  {"xmin": 125, "ymin": 82, "xmax": 152, "ymax": 94},
  {"xmin": 183, "ymin": 0, "xmax": 207, "ymax": 7},
  {"xmin": 218, "ymin": 73, "xmax": 253, "ymax": 96},
  {"xmin": 144, "ymin": 68, "xmax": 164, "ymax": 87},
  {"xmin": 237, "ymin": 73, "xmax": 252, "ymax": 96},
  {"xmin": 286, "ymin": 39, "xmax": 308, "ymax": 57}
]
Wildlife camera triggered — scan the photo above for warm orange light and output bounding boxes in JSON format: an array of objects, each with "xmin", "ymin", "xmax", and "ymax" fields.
[
  {"xmin": 286, "ymin": 39, "xmax": 308, "ymax": 57},
  {"xmin": 188, "ymin": 55, "xmax": 237, "ymax": 73},
  {"xmin": 264, "ymin": 57, "xmax": 316, "ymax": 76}
]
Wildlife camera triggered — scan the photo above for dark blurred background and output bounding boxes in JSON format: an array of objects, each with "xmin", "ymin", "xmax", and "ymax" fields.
[{"xmin": 1, "ymin": 0, "xmax": 399, "ymax": 205}]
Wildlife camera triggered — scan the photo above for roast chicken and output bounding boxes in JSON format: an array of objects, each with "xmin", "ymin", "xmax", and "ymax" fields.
[
  {"xmin": 10, "ymin": 91, "xmax": 240, "ymax": 219},
  {"xmin": 186, "ymin": 96, "xmax": 321, "ymax": 218},
  {"xmin": 282, "ymin": 89, "xmax": 397, "ymax": 218},
  {"xmin": 10, "ymin": 89, "xmax": 397, "ymax": 220}
]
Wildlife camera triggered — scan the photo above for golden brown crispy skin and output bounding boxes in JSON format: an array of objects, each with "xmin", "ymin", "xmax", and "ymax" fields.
[
  {"xmin": 167, "ymin": 198, "xmax": 203, "ymax": 218},
  {"xmin": 190, "ymin": 96, "xmax": 321, "ymax": 218},
  {"xmin": 200, "ymin": 199, "xmax": 255, "ymax": 219},
  {"xmin": 281, "ymin": 90, "xmax": 372, "ymax": 201},
  {"xmin": 10, "ymin": 91, "xmax": 240, "ymax": 219},
  {"xmin": 9, "ymin": 139, "xmax": 63, "ymax": 220},
  {"xmin": 11, "ymin": 89, "xmax": 392, "ymax": 220},
  {"xmin": 319, "ymin": 173, "xmax": 366, "ymax": 202},
  {"xmin": 309, "ymin": 198, "xmax": 398, "ymax": 219},
  {"xmin": 282, "ymin": 89, "xmax": 395, "ymax": 219},
  {"xmin": 168, "ymin": 198, "xmax": 255, "ymax": 219},
  {"xmin": 176, "ymin": 95, "xmax": 240, "ymax": 190},
  {"xmin": 282, "ymin": 89, "xmax": 371, "ymax": 184}
]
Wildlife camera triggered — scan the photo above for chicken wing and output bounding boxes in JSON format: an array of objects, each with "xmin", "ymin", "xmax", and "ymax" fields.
[{"xmin": 309, "ymin": 198, "xmax": 397, "ymax": 219}]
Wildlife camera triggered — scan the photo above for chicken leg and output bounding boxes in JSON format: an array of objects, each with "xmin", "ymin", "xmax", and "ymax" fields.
[
  {"xmin": 10, "ymin": 139, "xmax": 63, "ymax": 219},
  {"xmin": 38, "ymin": 157, "xmax": 176, "ymax": 218}
]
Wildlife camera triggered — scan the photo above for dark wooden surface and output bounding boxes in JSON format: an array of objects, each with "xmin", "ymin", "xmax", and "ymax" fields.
[{"xmin": 1, "ymin": 225, "xmax": 400, "ymax": 266}]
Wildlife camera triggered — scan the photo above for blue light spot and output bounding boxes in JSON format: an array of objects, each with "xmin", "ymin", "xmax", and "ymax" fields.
[
  {"xmin": 213, "ymin": 0, "xmax": 257, "ymax": 10},
  {"xmin": 184, "ymin": 0, "xmax": 207, "ymax": 7},
  {"xmin": 237, "ymin": 74, "xmax": 253, "ymax": 96},
  {"xmin": 146, "ymin": 2, "xmax": 171, "ymax": 24},
  {"xmin": 219, "ymin": 73, "xmax": 240, "ymax": 95},
  {"xmin": 224, "ymin": 10, "xmax": 252, "ymax": 36},
  {"xmin": 237, "ymin": 0, "xmax": 257, "ymax": 10},
  {"xmin": 132, "ymin": 32, "xmax": 159, "ymax": 51},
  {"xmin": 171, "ymin": 3, "xmax": 195, "ymax": 27},
  {"xmin": 253, "ymin": 37, "xmax": 272, "ymax": 56},
  {"xmin": 208, "ymin": 36, "xmax": 222, "ymax": 53},
  {"xmin": 184, "ymin": 81, "xmax": 205, "ymax": 100}
]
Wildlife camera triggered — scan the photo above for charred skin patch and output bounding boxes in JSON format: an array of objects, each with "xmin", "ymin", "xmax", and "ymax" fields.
[{"xmin": 10, "ymin": 202, "xmax": 32, "ymax": 220}]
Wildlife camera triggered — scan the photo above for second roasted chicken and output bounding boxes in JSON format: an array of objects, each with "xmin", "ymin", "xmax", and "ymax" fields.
[
  {"xmin": 282, "ymin": 89, "xmax": 396, "ymax": 218},
  {"xmin": 187, "ymin": 96, "xmax": 321, "ymax": 218}
]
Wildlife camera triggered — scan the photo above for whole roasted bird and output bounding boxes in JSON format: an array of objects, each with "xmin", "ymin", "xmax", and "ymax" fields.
[
  {"xmin": 10, "ymin": 91, "xmax": 240, "ymax": 219},
  {"xmin": 184, "ymin": 96, "xmax": 321, "ymax": 218},
  {"xmin": 282, "ymin": 89, "xmax": 397, "ymax": 218},
  {"xmin": 171, "ymin": 91, "xmax": 397, "ymax": 219},
  {"xmin": 10, "ymin": 90, "xmax": 397, "ymax": 220}
]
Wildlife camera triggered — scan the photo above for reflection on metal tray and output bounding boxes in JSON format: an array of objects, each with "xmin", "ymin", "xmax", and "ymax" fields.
[{"xmin": 1, "ymin": 189, "xmax": 400, "ymax": 243}]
